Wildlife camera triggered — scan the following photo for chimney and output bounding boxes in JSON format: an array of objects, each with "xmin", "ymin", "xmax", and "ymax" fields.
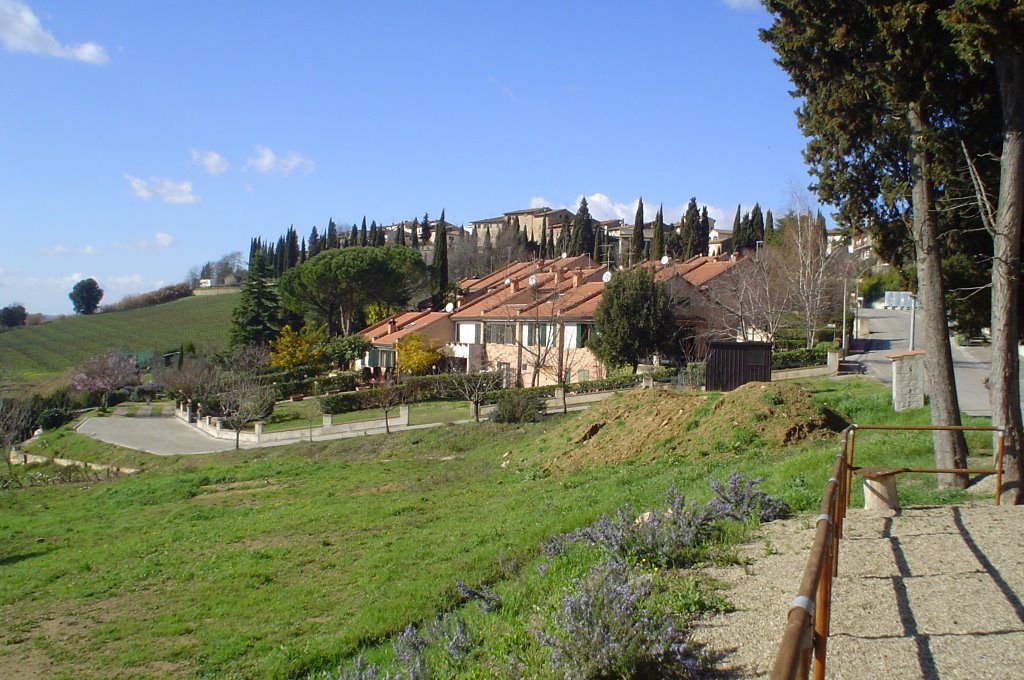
[
  {"xmin": 572, "ymin": 269, "xmax": 583, "ymax": 287},
  {"xmin": 512, "ymin": 279, "xmax": 521, "ymax": 292},
  {"xmin": 553, "ymin": 270, "xmax": 560, "ymax": 285},
  {"xmin": 387, "ymin": 318, "xmax": 397, "ymax": 334}
]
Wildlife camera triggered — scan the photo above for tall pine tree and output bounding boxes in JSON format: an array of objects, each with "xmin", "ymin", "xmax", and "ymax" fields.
[
  {"xmin": 569, "ymin": 197, "xmax": 595, "ymax": 257},
  {"xmin": 326, "ymin": 219, "xmax": 339, "ymax": 249},
  {"xmin": 697, "ymin": 206, "xmax": 711, "ymax": 256},
  {"xmin": 681, "ymin": 197, "xmax": 700, "ymax": 259},
  {"xmin": 650, "ymin": 205, "xmax": 665, "ymax": 260},
  {"xmin": 230, "ymin": 251, "xmax": 281, "ymax": 348},
  {"xmin": 422, "ymin": 212, "xmax": 432, "ymax": 243},
  {"xmin": 631, "ymin": 198, "xmax": 646, "ymax": 265},
  {"xmin": 431, "ymin": 209, "xmax": 449, "ymax": 309}
]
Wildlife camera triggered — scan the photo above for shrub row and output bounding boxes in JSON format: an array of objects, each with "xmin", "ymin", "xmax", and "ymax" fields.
[
  {"xmin": 319, "ymin": 389, "xmax": 387, "ymax": 414},
  {"xmin": 101, "ymin": 282, "xmax": 193, "ymax": 313},
  {"xmin": 772, "ymin": 347, "xmax": 829, "ymax": 370},
  {"xmin": 271, "ymin": 372, "xmax": 357, "ymax": 401}
]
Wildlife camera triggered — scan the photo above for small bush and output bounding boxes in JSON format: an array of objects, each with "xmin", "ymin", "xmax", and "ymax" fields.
[
  {"xmin": 535, "ymin": 559, "xmax": 701, "ymax": 680},
  {"xmin": 38, "ymin": 408, "xmax": 73, "ymax": 430},
  {"xmin": 490, "ymin": 391, "xmax": 546, "ymax": 423},
  {"xmin": 706, "ymin": 473, "xmax": 790, "ymax": 523},
  {"xmin": 544, "ymin": 487, "xmax": 718, "ymax": 569}
]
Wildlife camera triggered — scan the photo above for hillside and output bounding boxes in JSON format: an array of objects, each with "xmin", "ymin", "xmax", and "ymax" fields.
[
  {"xmin": 515, "ymin": 382, "xmax": 847, "ymax": 474},
  {"xmin": 1, "ymin": 378, "xmax": 976, "ymax": 679},
  {"xmin": 0, "ymin": 292, "xmax": 240, "ymax": 389}
]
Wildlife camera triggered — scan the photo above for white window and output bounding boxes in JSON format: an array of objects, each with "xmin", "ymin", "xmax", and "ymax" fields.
[{"xmin": 457, "ymin": 322, "xmax": 479, "ymax": 344}]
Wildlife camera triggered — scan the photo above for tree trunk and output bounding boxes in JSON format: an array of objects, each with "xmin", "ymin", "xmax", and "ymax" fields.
[
  {"xmin": 992, "ymin": 52, "xmax": 1024, "ymax": 504},
  {"xmin": 908, "ymin": 101, "xmax": 969, "ymax": 487},
  {"xmin": 235, "ymin": 429, "xmax": 240, "ymax": 449}
]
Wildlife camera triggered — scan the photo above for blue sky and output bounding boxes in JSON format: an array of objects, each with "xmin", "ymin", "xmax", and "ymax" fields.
[{"xmin": 0, "ymin": 0, "xmax": 813, "ymax": 315}]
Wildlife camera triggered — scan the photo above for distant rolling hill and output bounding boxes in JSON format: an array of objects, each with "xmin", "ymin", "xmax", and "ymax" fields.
[{"xmin": 0, "ymin": 292, "xmax": 240, "ymax": 390}]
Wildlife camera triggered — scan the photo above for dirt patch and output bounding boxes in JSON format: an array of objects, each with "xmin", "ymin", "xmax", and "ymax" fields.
[
  {"xmin": 350, "ymin": 480, "xmax": 413, "ymax": 495},
  {"xmin": 520, "ymin": 383, "xmax": 846, "ymax": 473}
]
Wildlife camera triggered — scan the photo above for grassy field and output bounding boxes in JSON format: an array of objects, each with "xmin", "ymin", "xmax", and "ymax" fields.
[
  {"xmin": 0, "ymin": 293, "xmax": 239, "ymax": 390},
  {"xmin": 0, "ymin": 377, "xmax": 986, "ymax": 679}
]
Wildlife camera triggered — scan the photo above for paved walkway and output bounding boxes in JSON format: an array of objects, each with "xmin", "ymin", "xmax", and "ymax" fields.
[
  {"xmin": 692, "ymin": 502, "xmax": 1024, "ymax": 678},
  {"xmin": 75, "ymin": 415, "xmax": 237, "ymax": 455}
]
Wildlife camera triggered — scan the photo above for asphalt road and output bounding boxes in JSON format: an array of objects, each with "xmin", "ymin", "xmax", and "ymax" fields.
[{"xmin": 852, "ymin": 307, "xmax": 1024, "ymax": 418}]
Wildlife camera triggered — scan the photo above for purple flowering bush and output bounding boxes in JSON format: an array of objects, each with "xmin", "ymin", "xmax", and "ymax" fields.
[
  {"xmin": 706, "ymin": 473, "xmax": 790, "ymax": 523},
  {"xmin": 544, "ymin": 477, "xmax": 788, "ymax": 569},
  {"xmin": 534, "ymin": 560, "xmax": 702, "ymax": 679}
]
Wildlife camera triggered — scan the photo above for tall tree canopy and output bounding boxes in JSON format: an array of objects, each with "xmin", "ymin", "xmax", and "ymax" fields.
[
  {"xmin": 278, "ymin": 246, "xmax": 426, "ymax": 336},
  {"xmin": 230, "ymin": 251, "xmax": 281, "ymax": 347},
  {"xmin": 631, "ymin": 198, "xmax": 646, "ymax": 265},
  {"xmin": 69, "ymin": 278, "xmax": 103, "ymax": 314},
  {"xmin": 650, "ymin": 205, "xmax": 665, "ymax": 260},
  {"xmin": 589, "ymin": 267, "xmax": 677, "ymax": 371},
  {"xmin": 762, "ymin": 0, "xmax": 989, "ymax": 485},
  {"xmin": 569, "ymin": 197, "xmax": 595, "ymax": 258},
  {"xmin": 431, "ymin": 209, "xmax": 450, "ymax": 309}
]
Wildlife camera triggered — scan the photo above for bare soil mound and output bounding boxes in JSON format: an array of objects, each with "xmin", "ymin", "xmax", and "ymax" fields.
[{"xmin": 525, "ymin": 382, "xmax": 845, "ymax": 473}]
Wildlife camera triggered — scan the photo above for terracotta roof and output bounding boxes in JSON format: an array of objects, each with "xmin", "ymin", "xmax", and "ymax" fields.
[
  {"xmin": 360, "ymin": 310, "xmax": 453, "ymax": 346},
  {"xmin": 452, "ymin": 257, "xmax": 607, "ymax": 321}
]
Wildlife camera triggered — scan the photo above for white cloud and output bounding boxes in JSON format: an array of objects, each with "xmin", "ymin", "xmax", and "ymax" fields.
[
  {"xmin": 244, "ymin": 146, "xmax": 314, "ymax": 175},
  {"xmin": 722, "ymin": 0, "xmax": 761, "ymax": 9},
  {"xmin": 123, "ymin": 232, "xmax": 177, "ymax": 250},
  {"xmin": 190, "ymin": 148, "xmax": 229, "ymax": 175},
  {"xmin": 20, "ymin": 271, "xmax": 87, "ymax": 291},
  {"xmin": 528, "ymin": 196, "xmax": 549, "ymax": 209},
  {"xmin": 125, "ymin": 175, "xmax": 152, "ymax": 200},
  {"xmin": 107, "ymin": 273, "xmax": 143, "ymax": 289},
  {"xmin": 0, "ymin": 0, "xmax": 108, "ymax": 64},
  {"xmin": 124, "ymin": 175, "xmax": 199, "ymax": 204},
  {"xmin": 43, "ymin": 243, "xmax": 101, "ymax": 256},
  {"xmin": 579, "ymin": 193, "xmax": 641, "ymax": 222}
]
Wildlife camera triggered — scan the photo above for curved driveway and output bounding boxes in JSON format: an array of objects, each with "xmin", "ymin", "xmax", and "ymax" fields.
[{"xmin": 76, "ymin": 415, "xmax": 239, "ymax": 455}]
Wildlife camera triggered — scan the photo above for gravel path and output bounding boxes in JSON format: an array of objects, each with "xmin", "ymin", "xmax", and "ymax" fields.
[{"xmin": 691, "ymin": 502, "xmax": 1024, "ymax": 679}]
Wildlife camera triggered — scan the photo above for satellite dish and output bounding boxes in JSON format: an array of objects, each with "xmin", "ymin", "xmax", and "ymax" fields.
[
  {"xmin": 561, "ymin": 252, "xmax": 568, "ymax": 259},
  {"xmin": 528, "ymin": 275, "xmax": 537, "ymax": 287},
  {"xmin": 601, "ymin": 271, "xmax": 612, "ymax": 283},
  {"xmin": 444, "ymin": 302, "xmax": 454, "ymax": 312},
  {"xmin": 660, "ymin": 255, "xmax": 669, "ymax": 265},
  {"xmin": 504, "ymin": 278, "xmax": 511, "ymax": 285}
]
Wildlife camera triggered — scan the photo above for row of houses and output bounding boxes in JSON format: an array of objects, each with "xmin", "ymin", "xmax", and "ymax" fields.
[{"xmin": 357, "ymin": 252, "xmax": 746, "ymax": 387}]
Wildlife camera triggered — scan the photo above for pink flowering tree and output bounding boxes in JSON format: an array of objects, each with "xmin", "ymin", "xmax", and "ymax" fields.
[{"xmin": 72, "ymin": 350, "xmax": 140, "ymax": 410}]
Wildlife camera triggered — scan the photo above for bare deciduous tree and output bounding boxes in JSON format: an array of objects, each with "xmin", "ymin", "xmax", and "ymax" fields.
[
  {"xmin": 1, "ymin": 396, "xmax": 31, "ymax": 488},
  {"xmin": 444, "ymin": 372, "xmax": 503, "ymax": 422},
  {"xmin": 774, "ymin": 210, "xmax": 841, "ymax": 348},
  {"xmin": 363, "ymin": 384, "xmax": 407, "ymax": 434},
  {"xmin": 218, "ymin": 347, "xmax": 274, "ymax": 449}
]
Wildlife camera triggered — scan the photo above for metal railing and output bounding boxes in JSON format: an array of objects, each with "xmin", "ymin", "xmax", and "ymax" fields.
[{"xmin": 771, "ymin": 424, "xmax": 1006, "ymax": 680}]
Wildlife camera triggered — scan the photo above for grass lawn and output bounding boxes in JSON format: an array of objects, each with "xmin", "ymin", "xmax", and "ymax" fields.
[
  {"xmin": 0, "ymin": 377, "xmax": 986, "ymax": 679},
  {"xmin": 258, "ymin": 399, "xmax": 470, "ymax": 432}
]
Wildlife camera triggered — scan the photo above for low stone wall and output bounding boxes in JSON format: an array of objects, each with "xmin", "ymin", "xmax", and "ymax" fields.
[
  {"xmin": 8, "ymin": 451, "xmax": 140, "ymax": 475},
  {"xmin": 177, "ymin": 403, "xmax": 410, "ymax": 444}
]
